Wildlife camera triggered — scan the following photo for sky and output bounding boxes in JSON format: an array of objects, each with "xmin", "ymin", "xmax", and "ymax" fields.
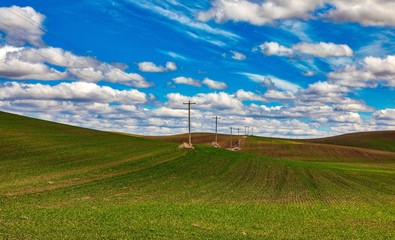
[{"xmin": 0, "ymin": 0, "xmax": 394, "ymax": 138}]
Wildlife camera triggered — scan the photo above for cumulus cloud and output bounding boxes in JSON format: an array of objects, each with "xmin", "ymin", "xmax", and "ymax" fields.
[
  {"xmin": 259, "ymin": 42, "xmax": 293, "ymax": 56},
  {"xmin": 328, "ymin": 55, "xmax": 395, "ymax": 88},
  {"xmin": 0, "ymin": 82, "xmax": 148, "ymax": 104},
  {"xmin": 202, "ymin": 78, "xmax": 228, "ymax": 89},
  {"xmin": 138, "ymin": 61, "xmax": 177, "ymax": 72},
  {"xmin": 0, "ymin": 45, "xmax": 151, "ymax": 87},
  {"xmin": 230, "ymin": 50, "xmax": 246, "ymax": 60},
  {"xmin": 294, "ymin": 42, "xmax": 353, "ymax": 57},
  {"xmin": 0, "ymin": 6, "xmax": 45, "ymax": 46},
  {"xmin": 198, "ymin": 0, "xmax": 322, "ymax": 25},
  {"xmin": 371, "ymin": 109, "xmax": 395, "ymax": 128},
  {"xmin": 259, "ymin": 41, "xmax": 353, "ymax": 57},
  {"xmin": 330, "ymin": 112, "xmax": 363, "ymax": 123},
  {"xmin": 0, "ymin": 84, "xmax": 387, "ymax": 138},
  {"xmin": 166, "ymin": 92, "xmax": 244, "ymax": 111},
  {"xmin": 334, "ymin": 103, "xmax": 374, "ymax": 112},
  {"xmin": 172, "ymin": 77, "xmax": 227, "ymax": 89},
  {"xmin": 198, "ymin": 0, "xmax": 395, "ymax": 27},
  {"xmin": 325, "ymin": 0, "xmax": 395, "ymax": 27},
  {"xmin": 373, "ymin": 109, "xmax": 395, "ymax": 121},
  {"xmin": 263, "ymin": 90, "xmax": 295, "ymax": 100},
  {"xmin": 235, "ymin": 89, "xmax": 264, "ymax": 101},
  {"xmin": 303, "ymin": 81, "xmax": 349, "ymax": 95},
  {"xmin": 0, "ymin": 46, "xmax": 68, "ymax": 80},
  {"xmin": 172, "ymin": 76, "xmax": 202, "ymax": 87},
  {"xmin": 151, "ymin": 107, "xmax": 187, "ymax": 118},
  {"xmin": 297, "ymin": 81, "xmax": 373, "ymax": 112}
]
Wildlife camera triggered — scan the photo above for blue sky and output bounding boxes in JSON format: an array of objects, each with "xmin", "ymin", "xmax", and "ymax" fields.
[{"xmin": 0, "ymin": 0, "xmax": 394, "ymax": 138}]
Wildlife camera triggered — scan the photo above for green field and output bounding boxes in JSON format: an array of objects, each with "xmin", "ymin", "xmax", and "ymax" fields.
[{"xmin": 1, "ymin": 111, "xmax": 394, "ymax": 239}]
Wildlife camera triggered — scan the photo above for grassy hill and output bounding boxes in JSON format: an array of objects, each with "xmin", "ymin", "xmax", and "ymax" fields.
[
  {"xmin": 0, "ymin": 111, "xmax": 394, "ymax": 239},
  {"xmin": 305, "ymin": 131, "xmax": 395, "ymax": 152},
  {"xmin": 148, "ymin": 132, "xmax": 395, "ymax": 163}
]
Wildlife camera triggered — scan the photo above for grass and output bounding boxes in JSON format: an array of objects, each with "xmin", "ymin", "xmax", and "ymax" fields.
[{"xmin": 0, "ymin": 111, "xmax": 394, "ymax": 239}]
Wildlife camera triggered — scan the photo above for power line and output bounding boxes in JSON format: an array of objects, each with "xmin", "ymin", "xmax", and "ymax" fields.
[
  {"xmin": 0, "ymin": 0, "xmax": 89, "ymax": 55},
  {"xmin": 0, "ymin": 22, "xmax": 168, "ymax": 97},
  {"xmin": 0, "ymin": 5, "xmax": 169, "ymax": 95}
]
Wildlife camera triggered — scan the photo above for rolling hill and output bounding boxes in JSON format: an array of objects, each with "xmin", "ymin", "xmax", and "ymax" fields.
[
  {"xmin": 0, "ymin": 111, "xmax": 394, "ymax": 239},
  {"xmin": 146, "ymin": 132, "xmax": 395, "ymax": 163},
  {"xmin": 305, "ymin": 131, "xmax": 395, "ymax": 152}
]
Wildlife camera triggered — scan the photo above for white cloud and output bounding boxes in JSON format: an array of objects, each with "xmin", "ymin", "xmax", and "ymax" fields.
[
  {"xmin": 302, "ymin": 71, "xmax": 315, "ymax": 76},
  {"xmin": 172, "ymin": 77, "xmax": 227, "ymax": 89},
  {"xmin": 166, "ymin": 92, "xmax": 244, "ymax": 111},
  {"xmin": 373, "ymin": 109, "xmax": 395, "ymax": 121},
  {"xmin": 0, "ymin": 45, "xmax": 68, "ymax": 80},
  {"xmin": 325, "ymin": 0, "xmax": 395, "ymax": 27},
  {"xmin": 294, "ymin": 42, "xmax": 353, "ymax": 57},
  {"xmin": 230, "ymin": 50, "xmax": 246, "ymax": 60},
  {"xmin": 186, "ymin": 31, "xmax": 226, "ymax": 46},
  {"xmin": 330, "ymin": 112, "xmax": 363, "ymax": 123},
  {"xmin": 151, "ymin": 107, "xmax": 186, "ymax": 118},
  {"xmin": 334, "ymin": 103, "xmax": 373, "ymax": 112},
  {"xmin": 259, "ymin": 42, "xmax": 293, "ymax": 56},
  {"xmin": 0, "ymin": 84, "xmax": 387, "ymax": 138},
  {"xmin": 263, "ymin": 90, "xmax": 295, "ymax": 100},
  {"xmin": 0, "ymin": 45, "xmax": 151, "ymax": 87},
  {"xmin": 303, "ymin": 81, "xmax": 349, "ymax": 95},
  {"xmin": 172, "ymin": 76, "xmax": 202, "ymax": 87},
  {"xmin": 159, "ymin": 50, "xmax": 188, "ymax": 61},
  {"xmin": 0, "ymin": 82, "xmax": 148, "ymax": 104},
  {"xmin": 328, "ymin": 55, "xmax": 395, "ymax": 88},
  {"xmin": 128, "ymin": 0, "xmax": 239, "ymax": 39},
  {"xmin": 240, "ymin": 73, "xmax": 301, "ymax": 92},
  {"xmin": 138, "ymin": 61, "xmax": 177, "ymax": 72},
  {"xmin": 0, "ymin": 6, "xmax": 45, "ymax": 46},
  {"xmin": 235, "ymin": 89, "xmax": 264, "ymax": 101},
  {"xmin": 259, "ymin": 41, "xmax": 353, "ymax": 57},
  {"xmin": 198, "ymin": 0, "xmax": 322, "ymax": 25},
  {"xmin": 198, "ymin": 0, "xmax": 395, "ymax": 27},
  {"xmin": 202, "ymin": 78, "xmax": 228, "ymax": 89}
]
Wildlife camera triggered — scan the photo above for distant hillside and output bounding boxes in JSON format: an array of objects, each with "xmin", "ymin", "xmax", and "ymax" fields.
[
  {"xmin": 305, "ymin": 131, "xmax": 395, "ymax": 152},
  {"xmin": 146, "ymin": 132, "xmax": 395, "ymax": 163}
]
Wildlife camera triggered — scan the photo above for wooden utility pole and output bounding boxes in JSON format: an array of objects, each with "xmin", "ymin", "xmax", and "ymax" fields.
[
  {"xmin": 183, "ymin": 101, "xmax": 196, "ymax": 146},
  {"xmin": 213, "ymin": 116, "xmax": 220, "ymax": 143}
]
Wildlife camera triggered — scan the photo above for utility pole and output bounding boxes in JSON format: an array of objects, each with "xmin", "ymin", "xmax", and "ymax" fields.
[
  {"xmin": 251, "ymin": 127, "xmax": 254, "ymax": 136},
  {"xmin": 230, "ymin": 127, "xmax": 233, "ymax": 148},
  {"xmin": 183, "ymin": 101, "xmax": 196, "ymax": 146},
  {"xmin": 247, "ymin": 126, "xmax": 250, "ymax": 136},
  {"xmin": 213, "ymin": 116, "xmax": 220, "ymax": 143},
  {"xmin": 244, "ymin": 126, "xmax": 247, "ymax": 135}
]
